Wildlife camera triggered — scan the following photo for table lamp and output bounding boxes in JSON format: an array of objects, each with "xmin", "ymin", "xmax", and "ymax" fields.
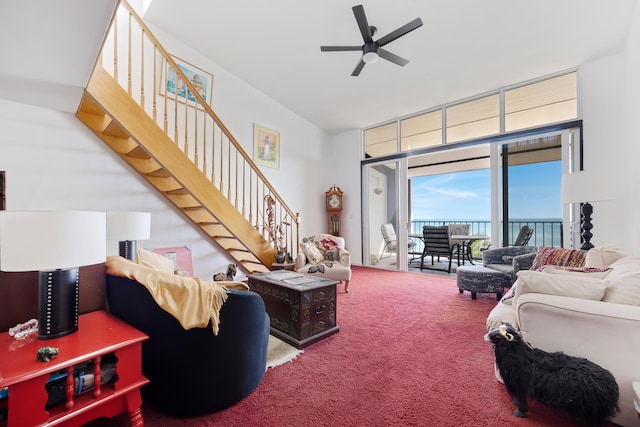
[
  {"xmin": 0, "ymin": 211, "xmax": 106, "ymax": 339},
  {"xmin": 560, "ymin": 170, "xmax": 611, "ymax": 250},
  {"xmin": 106, "ymin": 212, "xmax": 151, "ymax": 260}
]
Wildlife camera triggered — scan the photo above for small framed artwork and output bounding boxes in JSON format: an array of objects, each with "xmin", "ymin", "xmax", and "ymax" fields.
[
  {"xmin": 160, "ymin": 55, "xmax": 213, "ymax": 107},
  {"xmin": 253, "ymin": 124, "xmax": 280, "ymax": 169}
]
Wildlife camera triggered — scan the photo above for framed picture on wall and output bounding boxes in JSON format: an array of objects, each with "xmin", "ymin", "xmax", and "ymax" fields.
[
  {"xmin": 160, "ymin": 55, "xmax": 213, "ymax": 108},
  {"xmin": 253, "ymin": 124, "xmax": 280, "ymax": 169}
]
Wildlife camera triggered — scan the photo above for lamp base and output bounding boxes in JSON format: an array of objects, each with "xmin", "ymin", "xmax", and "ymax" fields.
[
  {"xmin": 119, "ymin": 240, "xmax": 137, "ymax": 260},
  {"xmin": 580, "ymin": 202, "xmax": 595, "ymax": 251},
  {"xmin": 38, "ymin": 268, "xmax": 79, "ymax": 339}
]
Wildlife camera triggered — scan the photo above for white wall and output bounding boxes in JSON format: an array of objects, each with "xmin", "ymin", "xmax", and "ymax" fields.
[
  {"xmin": 624, "ymin": 1, "xmax": 640, "ymax": 254},
  {"xmin": 324, "ymin": 129, "xmax": 363, "ymax": 265},
  {"xmin": 580, "ymin": 52, "xmax": 627, "ymax": 249}
]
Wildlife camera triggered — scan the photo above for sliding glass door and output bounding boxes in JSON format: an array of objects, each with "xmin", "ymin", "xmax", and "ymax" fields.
[{"xmin": 498, "ymin": 129, "xmax": 579, "ymax": 248}]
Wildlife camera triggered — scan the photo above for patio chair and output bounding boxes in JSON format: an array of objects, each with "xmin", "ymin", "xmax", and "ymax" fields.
[
  {"xmin": 380, "ymin": 223, "xmax": 417, "ymax": 260},
  {"xmin": 449, "ymin": 223, "xmax": 471, "ymax": 263},
  {"xmin": 420, "ymin": 225, "xmax": 460, "ymax": 273},
  {"xmin": 480, "ymin": 225, "xmax": 534, "ymax": 252},
  {"xmin": 512, "ymin": 225, "xmax": 534, "ymax": 246}
]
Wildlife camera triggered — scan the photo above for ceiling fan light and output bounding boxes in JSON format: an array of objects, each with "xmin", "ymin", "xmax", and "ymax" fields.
[{"xmin": 363, "ymin": 51, "xmax": 379, "ymax": 64}]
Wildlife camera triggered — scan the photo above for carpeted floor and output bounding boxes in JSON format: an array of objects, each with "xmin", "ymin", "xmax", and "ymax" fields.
[{"xmin": 87, "ymin": 266, "xmax": 615, "ymax": 426}]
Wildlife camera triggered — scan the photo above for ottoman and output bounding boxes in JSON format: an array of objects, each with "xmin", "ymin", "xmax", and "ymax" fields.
[{"xmin": 456, "ymin": 265, "xmax": 511, "ymax": 300}]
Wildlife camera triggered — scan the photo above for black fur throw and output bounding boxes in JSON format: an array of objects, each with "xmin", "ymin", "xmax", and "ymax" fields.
[{"xmin": 484, "ymin": 322, "xmax": 619, "ymax": 427}]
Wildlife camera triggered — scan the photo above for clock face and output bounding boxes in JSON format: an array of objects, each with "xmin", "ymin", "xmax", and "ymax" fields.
[{"xmin": 329, "ymin": 194, "xmax": 341, "ymax": 208}]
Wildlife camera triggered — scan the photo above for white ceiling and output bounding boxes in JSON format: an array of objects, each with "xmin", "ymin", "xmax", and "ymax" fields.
[{"xmin": 143, "ymin": 0, "xmax": 639, "ymax": 135}]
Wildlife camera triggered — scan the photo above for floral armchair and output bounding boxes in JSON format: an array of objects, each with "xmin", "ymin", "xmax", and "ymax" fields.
[{"xmin": 295, "ymin": 233, "xmax": 352, "ymax": 292}]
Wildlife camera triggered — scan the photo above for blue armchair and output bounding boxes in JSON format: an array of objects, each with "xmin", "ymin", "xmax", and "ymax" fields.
[{"xmin": 106, "ymin": 274, "xmax": 270, "ymax": 417}]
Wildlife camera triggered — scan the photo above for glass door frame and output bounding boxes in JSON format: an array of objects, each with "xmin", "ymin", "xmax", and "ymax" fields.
[
  {"xmin": 490, "ymin": 127, "xmax": 581, "ymax": 249},
  {"xmin": 362, "ymin": 158, "xmax": 410, "ymax": 270}
]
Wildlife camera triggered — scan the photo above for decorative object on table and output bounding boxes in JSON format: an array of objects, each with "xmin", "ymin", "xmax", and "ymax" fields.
[
  {"xmin": 264, "ymin": 194, "xmax": 290, "ymax": 258},
  {"xmin": 106, "ymin": 211, "xmax": 151, "ymax": 260},
  {"xmin": 253, "ymin": 124, "xmax": 280, "ymax": 169},
  {"xmin": 320, "ymin": 4, "xmax": 423, "ymax": 76},
  {"xmin": 325, "ymin": 185, "xmax": 343, "ymax": 237},
  {"xmin": 0, "ymin": 211, "xmax": 106, "ymax": 339},
  {"xmin": 9, "ymin": 319, "xmax": 38, "ymax": 340},
  {"xmin": 161, "ymin": 54, "xmax": 213, "ymax": 107},
  {"xmin": 275, "ymin": 251, "xmax": 286, "ymax": 263},
  {"xmin": 485, "ymin": 322, "xmax": 619, "ymax": 424},
  {"xmin": 213, "ymin": 263, "xmax": 238, "ymax": 281},
  {"xmin": 560, "ymin": 169, "xmax": 612, "ymax": 250},
  {"xmin": 36, "ymin": 346, "xmax": 59, "ymax": 362}
]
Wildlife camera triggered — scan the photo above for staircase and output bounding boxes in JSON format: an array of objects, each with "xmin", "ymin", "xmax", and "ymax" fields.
[{"xmin": 76, "ymin": 1, "xmax": 298, "ymax": 274}]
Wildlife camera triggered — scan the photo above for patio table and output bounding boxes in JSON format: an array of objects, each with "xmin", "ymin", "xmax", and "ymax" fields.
[{"xmin": 410, "ymin": 234, "xmax": 490, "ymax": 265}]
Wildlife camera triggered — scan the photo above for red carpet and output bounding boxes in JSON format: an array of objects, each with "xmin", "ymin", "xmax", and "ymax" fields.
[{"xmin": 91, "ymin": 266, "xmax": 612, "ymax": 426}]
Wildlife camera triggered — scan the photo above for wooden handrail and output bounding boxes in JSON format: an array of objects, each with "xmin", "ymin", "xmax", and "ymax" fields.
[{"xmin": 93, "ymin": 0, "xmax": 300, "ymax": 260}]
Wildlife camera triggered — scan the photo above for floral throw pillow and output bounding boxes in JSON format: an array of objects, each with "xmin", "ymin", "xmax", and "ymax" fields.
[
  {"xmin": 302, "ymin": 241, "xmax": 324, "ymax": 265},
  {"xmin": 530, "ymin": 246, "xmax": 586, "ymax": 271}
]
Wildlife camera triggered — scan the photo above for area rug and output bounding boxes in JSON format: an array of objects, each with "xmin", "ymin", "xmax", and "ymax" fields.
[{"xmin": 266, "ymin": 334, "xmax": 303, "ymax": 369}]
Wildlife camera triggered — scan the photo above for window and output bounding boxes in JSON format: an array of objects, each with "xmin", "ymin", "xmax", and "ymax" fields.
[
  {"xmin": 363, "ymin": 70, "xmax": 578, "ymax": 159},
  {"xmin": 446, "ymin": 94, "xmax": 500, "ymax": 143},
  {"xmin": 505, "ymin": 72, "xmax": 577, "ymax": 131},
  {"xmin": 400, "ymin": 110, "xmax": 442, "ymax": 152},
  {"xmin": 364, "ymin": 122, "xmax": 397, "ymax": 158}
]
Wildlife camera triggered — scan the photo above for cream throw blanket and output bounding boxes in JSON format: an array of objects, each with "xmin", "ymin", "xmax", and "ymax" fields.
[{"xmin": 106, "ymin": 255, "xmax": 248, "ymax": 335}]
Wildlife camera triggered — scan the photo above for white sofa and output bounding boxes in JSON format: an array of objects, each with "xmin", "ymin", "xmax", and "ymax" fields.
[{"xmin": 487, "ymin": 246, "xmax": 640, "ymax": 427}]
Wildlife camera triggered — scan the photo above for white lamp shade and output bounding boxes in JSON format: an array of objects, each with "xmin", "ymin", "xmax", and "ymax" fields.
[
  {"xmin": 0, "ymin": 211, "xmax": 106, "ymax": 271},
  {"xmin": 106, "ymin": 212, "xmax": 151, "ymax": 241},
  {"xmin": 560, "ymin": 170, "xmax": 612, "ymax": 204}
]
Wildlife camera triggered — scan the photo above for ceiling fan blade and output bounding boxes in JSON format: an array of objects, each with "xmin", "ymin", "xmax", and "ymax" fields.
[
  {"xmin": 352, "ymin": 5, "xmax": 374, "ymax": 43},
  {"xmin": 351, "ymin": 59, "xmax": 366, "ymax": 76},
  {"xmin": 320, "ymin": 45, "xmax": 363, "ymax": 52},
  {"xmin": 376, "ymin": 17, "xmax": 423, "ymax": 47},
  {"xmin": 378, "ymin": 48, "xmax": 409, "ymax": 67}
]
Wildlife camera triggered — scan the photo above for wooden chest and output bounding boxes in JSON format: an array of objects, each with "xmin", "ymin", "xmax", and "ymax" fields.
[{"xmin": 248, "ymin": 271, "xmax": 339, "ymax": 349}]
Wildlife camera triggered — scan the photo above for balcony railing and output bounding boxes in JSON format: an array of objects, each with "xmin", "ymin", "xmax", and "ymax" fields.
[{"xmin": 411, "ymin": 219, "xmax": 562, "ymax": 258}]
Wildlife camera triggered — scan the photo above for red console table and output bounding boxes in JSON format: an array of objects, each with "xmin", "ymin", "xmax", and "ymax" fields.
[{"xmin": 0, "ymin": 310, "xmax": 148, "ymax": 426}]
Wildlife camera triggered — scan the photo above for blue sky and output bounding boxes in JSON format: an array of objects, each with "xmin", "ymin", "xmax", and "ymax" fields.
[{"xmin": 411, "ymin": 161, "xmax": 562, "ymax": 220}]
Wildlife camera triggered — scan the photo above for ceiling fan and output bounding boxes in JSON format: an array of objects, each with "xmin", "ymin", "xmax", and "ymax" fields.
[{"xmin": 320, "ymin": 4, "xmax": 423, "ymax": 76}]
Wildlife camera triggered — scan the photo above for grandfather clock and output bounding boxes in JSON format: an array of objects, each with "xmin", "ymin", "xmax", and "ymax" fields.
[{"xmin": 325, "ymin": 185, "xmax": 343, "ymax": 237}]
